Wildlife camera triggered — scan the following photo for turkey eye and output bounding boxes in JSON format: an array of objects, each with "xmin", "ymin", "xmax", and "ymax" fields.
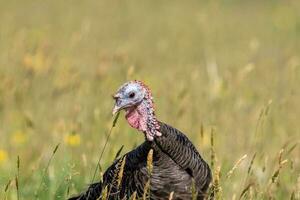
[{"xmin": 129, "ymin": 92, "xmax": 135, "ymax": 98}]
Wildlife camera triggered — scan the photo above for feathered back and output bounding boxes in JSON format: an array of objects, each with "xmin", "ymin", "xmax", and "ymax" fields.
[{"xmin": 69, "ymin": 122, "xmax": 211, "ymax": 200}]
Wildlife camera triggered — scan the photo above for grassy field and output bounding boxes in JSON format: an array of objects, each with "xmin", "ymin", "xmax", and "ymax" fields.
[{"xmin": 0, "ymin": 0, "xmax": 300, "ymax": 199}]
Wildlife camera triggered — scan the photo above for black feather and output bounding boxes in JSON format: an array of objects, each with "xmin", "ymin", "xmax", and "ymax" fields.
[{"xmin": 69, "ymin": 122, "xmax": 211, "ymax": 200}]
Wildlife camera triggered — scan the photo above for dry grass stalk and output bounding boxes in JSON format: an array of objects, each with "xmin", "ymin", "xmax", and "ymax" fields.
[
  {"xmin": 106, "ymin": 155, "xmax": 126, "ymax": 198},
  {"xmin": 4, "ymin": 179, "xmax": 12, "ymax": 200},
  {"xmin": 239, "ymin": 153, "xmax": 257, "ymax": 199},
  {"xmin": 143, "ymin": 149, "xmax": 154, "ymax": 200},
  {"xmin": 262, "ymin": 156, "xmax": 268, "ymax": 173},
  {"xmin": 92, "ymin": 112, "xmax": 120, "ymax": 183},
  {"xmin": 114, "ymin": 145, "xmax": 124, "ymax": 161},
  {"xmin": 147, "ymin": 149, "xmax": 153, "ymax": 175},
  {"xmin": 117, "ymin": 156, "xmax": 126, "ymax": 188},
  {"xmin": 272, "ymin": 160, "xmax": 288, "ymax": 183},
  {"xmin": 210, "ymin": 128, "xmax": 216, "ymax": 170},
  {"xmin": 16, "ymin": 156, "xmax": 20, "ymax": 200},
  {"xmin": 278, "ymin": 149, "xmax": 284, "ymax": 165},
  {"xmin": 168, "ymin": 191, "xmax": 174, "ymax": 200},
  {"xmin": 15, "ymin": 176, "xmax": 19, "ymax": 200},
  {"xmin": 130, "ymin": 191, "xmax": 137, "ymax": 200},
  {"xmin": 247, "ymin": 153, "xmax": 256, "ymax": 176},
  {"xmin": 226, "ymin": 154, "xmax": 248, "ymax": 179},
  {"xmin": 287, "ymin": 143, "xmax": 298, "ymax": 155},
  {"xmin": 207, "ymin": 128, "xmax": 219, "ymax": 200},
  {"xmin": 212, "ymin": 166, "xmax": 222, "ymax": 200},
  {"xmin": 4, "ymin": 179, "xmax": 12, "ymax": 193},
  {"xmin": 267, "ymin": 149, "xmax": 289, "ymax": 196},
  {"xmin": 239, "ymin": 182, "xmax": 255, "ymax": 200},
  {"xmin": 271, "ymin": 160, "xmax": 288, "ymax": 184},
  {"xmin": 35, "ymin": 143, "xmax": 60, "ymax": 199},
  {"xmin": 66, "ymin": 185, "xmax": 70, "ymax": 198},
  {"xmin": 254, "ymin": 100, "xmax": 272, "ymax": 144},
  {"xmin": 200, "ymin": 123, "xmax": 204, "ymax": 140},
  {"xmin": 254, "ymin": 108, "xmax": 264, "ymax": 140},
  {"xmin": 143, "ymin": 181, "xmax": 151, "ymax": 200},
  {"xmin": 101, "ymin": 185, "xmax": 108, "ymax": 200}
]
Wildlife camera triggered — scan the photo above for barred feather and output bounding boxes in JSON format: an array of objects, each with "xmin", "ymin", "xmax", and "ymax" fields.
[{"xmin": 69, "ymin": 122, "xmax": 211, "ymax": 200}]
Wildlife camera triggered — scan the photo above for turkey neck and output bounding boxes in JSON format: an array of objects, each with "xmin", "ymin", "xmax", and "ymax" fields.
[{"xmin": 125, "ymin": 95, "xmax": 160, "ymax": 141}]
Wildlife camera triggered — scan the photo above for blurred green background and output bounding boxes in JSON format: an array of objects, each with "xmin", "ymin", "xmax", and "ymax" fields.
[{"xmin": 0, "ymin": 0, "xmax": 299, "ymax": 199}]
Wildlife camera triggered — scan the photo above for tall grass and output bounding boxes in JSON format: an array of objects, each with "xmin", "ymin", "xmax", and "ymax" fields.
[{"xmin": 0, "ymin": 0, "xmax": 299, "ymax": 199}]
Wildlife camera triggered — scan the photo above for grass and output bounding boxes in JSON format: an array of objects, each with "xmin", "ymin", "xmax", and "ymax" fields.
[{"xmin": 0, "ymin": 0, "xmax": 300, "ymax": 199}]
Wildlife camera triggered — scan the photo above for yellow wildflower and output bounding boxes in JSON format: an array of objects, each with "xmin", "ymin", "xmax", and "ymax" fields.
[
  {"xmin": 11, "ymin": 130, "xmax": 28, "ymax": 145},
  {"xmin": 0, "ymin": 149, "xmax": 8, "ymax": 165},
  {"xmin": 64, "ymin": 133, "xmax": 81, "ymax": 147},
  {"xmin": 23, "ymin": 51, "xmax": 50, "ymax": 75}
]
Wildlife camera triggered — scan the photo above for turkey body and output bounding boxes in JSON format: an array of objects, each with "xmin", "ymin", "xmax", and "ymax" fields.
[{"xmin": 70, "ymin": 122, "xmax": 211, "ymax": 200}]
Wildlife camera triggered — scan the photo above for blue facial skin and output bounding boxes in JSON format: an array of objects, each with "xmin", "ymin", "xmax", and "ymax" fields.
[{"xmin": 112, "ymin": 82, "xmax": 146, "ymax": 115}]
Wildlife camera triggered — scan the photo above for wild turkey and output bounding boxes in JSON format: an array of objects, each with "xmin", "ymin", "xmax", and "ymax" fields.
[{"xmin": 69, "ymin": 80, "xmax": 212, "ymax": 200}]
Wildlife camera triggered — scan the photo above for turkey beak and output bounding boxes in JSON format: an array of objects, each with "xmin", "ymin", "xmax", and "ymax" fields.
[{"xmin": 112, "ymin": 94, "xmax": 121, "ymax": 115}]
